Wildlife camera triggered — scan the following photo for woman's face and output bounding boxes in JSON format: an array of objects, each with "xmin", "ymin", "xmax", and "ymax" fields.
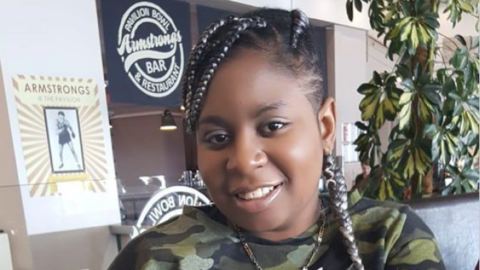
[{"xmin": 196, "ymin": 49, "xmax": 336, "ymax": 238}]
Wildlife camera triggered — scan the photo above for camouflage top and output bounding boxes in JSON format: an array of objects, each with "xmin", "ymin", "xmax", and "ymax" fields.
[{"xmin": 109, "ymin": 191, "xmax": 445, "ymax": 270}]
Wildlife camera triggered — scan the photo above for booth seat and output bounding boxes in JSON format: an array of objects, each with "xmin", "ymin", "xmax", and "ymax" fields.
[{"xmin": 407, "ymin": 192, "xmax": 479, "ymax": 270}]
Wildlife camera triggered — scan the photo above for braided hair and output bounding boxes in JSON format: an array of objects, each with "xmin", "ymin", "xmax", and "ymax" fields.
[
  {"xmin": 183, "ymin": 8, "xmax": 323, "ymax": 133},
  {"xmin": 182, "ymin": 8, "xmax": 364, "ymax": 270},
  {"xmin": 324, "ymin": 155, "xmax": 365, "ymax": 270}
]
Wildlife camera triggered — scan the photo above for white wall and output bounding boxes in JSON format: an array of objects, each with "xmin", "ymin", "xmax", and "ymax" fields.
[
  {"xmin": 294, "ymin": 0, "xmax": 370, "ymax": 30},
  {"xmin": 0, "ymin": 234, "xmax": 13, "ymax": 270},
  {"xmin": 210, "ymin": 0, "xmax": 371, "ymax": 30},
  {"xmin": 326, "ymin": 25, "xmax": 368, "ymax": 188},
  {"xmin": 0, "ymin": 50, "xmax": 34, "ymax": 270},
  {"xmin": 0, "ymin": 0, "xmax": 120, "ymax": 268}
]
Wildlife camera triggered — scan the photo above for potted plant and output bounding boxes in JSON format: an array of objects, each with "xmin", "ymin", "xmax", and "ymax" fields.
[{"xmin": 346, "ymin": 0, "xmax": 479, "ymax": 200}]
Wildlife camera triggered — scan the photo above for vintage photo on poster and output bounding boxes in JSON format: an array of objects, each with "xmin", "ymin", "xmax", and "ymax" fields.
[{"xmin": 44, "ymin": 107, "xmax": 85, "ymax": 173}]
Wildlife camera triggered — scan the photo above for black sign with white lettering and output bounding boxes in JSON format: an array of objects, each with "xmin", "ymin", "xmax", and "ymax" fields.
[
  {"xmin": 101, "ymin": 0, "xmax": 191, "ymax": 106},
  {"xmin": 132, "ymin": 186, "xmax": 211, "ymax": 237}
]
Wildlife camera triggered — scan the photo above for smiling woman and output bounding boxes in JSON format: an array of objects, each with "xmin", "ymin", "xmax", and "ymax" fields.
[{"xmin": 108, "ymin": 8, "xmax": 446, "ymax": 270}]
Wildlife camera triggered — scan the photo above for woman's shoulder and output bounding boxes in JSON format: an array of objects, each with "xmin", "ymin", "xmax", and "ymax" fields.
[
  {"xmin": 348, "ymin": 191, "xmax": 434, "ymax": 240},
  {"xmin": 108, "ymin": 205, "xmax": 234, "ymax": 270},
  {"xmin": 348, "ymin": 190, "xmax": 417, "ymax": 223},
  {"xmin": 346, "ymin": 192, "xmax": 444, "ymax": 269}
]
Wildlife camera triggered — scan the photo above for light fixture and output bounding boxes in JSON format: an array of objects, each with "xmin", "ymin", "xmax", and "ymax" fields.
[{"xmin": 159, "ymin": 110, "xmax": 177, "ymax": 131}]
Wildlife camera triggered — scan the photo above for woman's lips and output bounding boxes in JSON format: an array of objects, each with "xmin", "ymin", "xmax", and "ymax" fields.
[{"xmin": 233, "ymin": 183, "xmax": 283, "ymax": 213}]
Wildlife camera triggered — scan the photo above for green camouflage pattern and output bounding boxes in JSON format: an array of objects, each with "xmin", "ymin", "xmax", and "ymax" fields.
[{"xmin": 109, "ymin": 191, "xmax": 445, "ymax": 270}]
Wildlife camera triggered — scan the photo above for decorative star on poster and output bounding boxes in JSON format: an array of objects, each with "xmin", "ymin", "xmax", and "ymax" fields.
[{"xmin": 101, "ymin": 0, "xmax": 191, "ymax": 106}]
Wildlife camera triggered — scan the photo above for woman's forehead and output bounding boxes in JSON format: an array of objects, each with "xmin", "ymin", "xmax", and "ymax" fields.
[{"xmin": 198, "ymin": 51, "xmax": 306, "ymax": 115}]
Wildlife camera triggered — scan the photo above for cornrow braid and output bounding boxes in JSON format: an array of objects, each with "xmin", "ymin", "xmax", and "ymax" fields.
[
  {"xmin": 324, "ymin": 154, "xmax": 365, "ymax": 270},
  {"xmin": 290, "ymin": 9, "xmax": 310, "ymax": 49},
  {"xmin": 182, "ymin": 15, "xmax": 238, "ymax": 104},
  {"xmin": 185, "ymin": 16, "xmax": 267, "ymax": 133}
]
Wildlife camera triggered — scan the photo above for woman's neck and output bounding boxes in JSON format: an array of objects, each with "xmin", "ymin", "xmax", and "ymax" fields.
[{"xmin": 240, "ymin": 199, "xmax": 322, "ymax": 242}]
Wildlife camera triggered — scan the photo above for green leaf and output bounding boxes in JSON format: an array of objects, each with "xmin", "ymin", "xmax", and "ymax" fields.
[
  {"xmin": 422, "ymin": 90, "xmax": 441, "ymax": 105},
  {"xmin": 472, "ymin": 37, "xmax": 479, "ymax": 49},
  {"xmin": 467, "ymin": 131, "xmax": 478, "ymax": 146},
  {"xmin": 358, "ymin": 83, "xmax": 377, "ymax": 95},
  {"xmin": 404, "ymin": 153, "xmax": 415, "ymax": 178},
  {"xmin": 411, "ymin": 24, "xmax": 419, "ymax": 50},
  {"xmin": 354, "ymin": 0, "xmax": 363, "ymax": 12},
  {"xmin": 414, "ymin": 147, "xmax": 430, "ymax": 176},
  {"xmin": 459, "ymin": 1, "xmax": 474, "ymax": 12},
  {"xmin": 424, "ymin": 16, "xmax": 440, "ymax": 29},
  {"xmin": 401, "ymin": 78, "xmax": 415, "ymax": 91},
  {"xmin": 400, "ymin": 21, "xmax": 413, "ymax": 41},
  {"xmin": 453, "ymin": 103, "xmax": 464, "ymax": 116},
  {"xmin": 448, "ymin": 92, "xmax": 462, "ymax": 101},
  {"xmin": 440, "ymin": 140, "xmax": 450, "ymax": 166},
  {"xmin": 360, "ymin": 92, "xmax": 381, "ymax": 120},
  {"xmin": 464, "ymin": 170, "xmax": 480, "ymax": 180},
  {"xmin": 399, "ymin": 102, "xmax": 412, "ymax": 130},
  {"xmin": 379, "ymin": 179, "xmax": 386, "ymax": 201},
  {"xmin": 462, "ymin": 181, "xmax": 473, "ymax": 192},
  {"xmin": 455, "ymin": 35, "xmax": 467, "ymax": 46},
  {"xmin": 424, "ymin": 124, "xmax": 438, "ymax": 137},
  {"xmin": 468, "ymin": 97, "xmax": 479, "ymax": 110},
  {"xmin": 418, "ymin": 24, "xmax": 431, "ymax": 44},
  {"xmin": 355, "ymin": 121, "xmax": 368, "ymax": 131},
  {"xmin": 431, "ymin": 132, "xmax": 441, "ymax": 161},
  {"xmin": 346, "ymin": 0, "xmax": 354, "ymax": 21},
  {"xmin": 399, "ymin": 92, "xmax": 414, "ymax": 105},
  {"xmin": 373, "ymin": 71, "xmax": 383, "ymax": 85},
  {"xmin": 389, "ymin": 139, "xmax": 408, "ymax": 161}
]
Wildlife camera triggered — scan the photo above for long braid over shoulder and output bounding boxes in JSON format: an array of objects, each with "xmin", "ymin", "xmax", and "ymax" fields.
[
  {"xmin": 183, "ymin": 8, "xmax": 323, "ymax": 133},
  {"xmin": 323, "ymin": 154, "xmax": 365, "ymax": 270}
]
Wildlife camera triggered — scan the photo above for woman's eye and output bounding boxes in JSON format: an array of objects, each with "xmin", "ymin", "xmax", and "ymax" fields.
[
  {"xmin": 205, "ymin": 133, "xmax": 230, "ymax": 145},
  {"xmin": 261, "ymin": 121, "xmax": 286, "ymax": 134}
]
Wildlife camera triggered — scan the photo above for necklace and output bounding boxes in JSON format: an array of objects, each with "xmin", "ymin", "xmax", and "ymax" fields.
[{"xmin": 233, "ymin": 211, "xmax": 326, "ymax": 270}]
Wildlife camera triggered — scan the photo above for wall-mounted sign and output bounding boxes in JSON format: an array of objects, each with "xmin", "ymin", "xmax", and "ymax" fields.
[
  {"xmin": 11, "ymin": 76, "xmax": 109, "ymax": 197},
  {"xmin": 101, "ymin": 0, "xmax": 191, "ymax": 106},
  {"xmin": 132, "ymin": 186, "xmax": 211, "ymax": 237}
]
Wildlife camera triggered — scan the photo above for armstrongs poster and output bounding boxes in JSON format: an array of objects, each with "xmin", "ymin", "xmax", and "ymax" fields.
[{"xmin": 12, "ymin": 75, "xmax": 109, "ymax": 197}]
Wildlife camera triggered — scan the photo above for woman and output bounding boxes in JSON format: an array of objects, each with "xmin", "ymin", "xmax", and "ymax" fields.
[
  {"xmin": 109, "ymin": 8, "xmax": 445, "ymax": 270},
  {"xmin": 56, "ymin": 111, "xmax": 80, "ymax": 169}
]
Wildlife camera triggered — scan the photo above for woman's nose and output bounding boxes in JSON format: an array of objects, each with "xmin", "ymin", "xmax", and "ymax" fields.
[{"xmin": 226, "ymin": 134, "xmax": 267, "ymax": 174}]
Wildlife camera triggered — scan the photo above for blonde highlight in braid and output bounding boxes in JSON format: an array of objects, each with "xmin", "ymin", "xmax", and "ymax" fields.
[{"xmin": 323, "ymin": 154, "xmax": 365, "ymax": 270}]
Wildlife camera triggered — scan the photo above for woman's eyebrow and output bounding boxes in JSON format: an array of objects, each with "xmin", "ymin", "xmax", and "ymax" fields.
[
  {"xmin": 198, "ymin": 116, "xmax": 230, "ymax": 128},
  {"xmin": 255, "ymin": 101, "xmax": 288, "ymax": 117}
]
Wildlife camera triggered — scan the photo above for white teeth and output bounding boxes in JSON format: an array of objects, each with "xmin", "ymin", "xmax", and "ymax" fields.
[
  {"xmin": 262, "ymin": 187, "xmax": 273, "ymax": 195},
  {"xmin": 252, "ymin": 189, "xmax": 263, "ymax": 198},
  {"xmin": 238, "ymin": 185, "xmax": 276, "ymax": 200}
]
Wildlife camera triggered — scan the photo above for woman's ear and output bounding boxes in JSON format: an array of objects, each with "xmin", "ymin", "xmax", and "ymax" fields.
[{"xmin": 317, "ymin": 97, "xmax": 336, "ymax": 152}]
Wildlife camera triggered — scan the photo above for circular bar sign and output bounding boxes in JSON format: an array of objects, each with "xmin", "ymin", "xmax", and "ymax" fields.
[
  {"xmin": 117, "ymin": 1, "xmax": 184, "ymax": 98},
  {"xmin": 132, "ymin": 186, "xmax": 211, "ymax": 238}
]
